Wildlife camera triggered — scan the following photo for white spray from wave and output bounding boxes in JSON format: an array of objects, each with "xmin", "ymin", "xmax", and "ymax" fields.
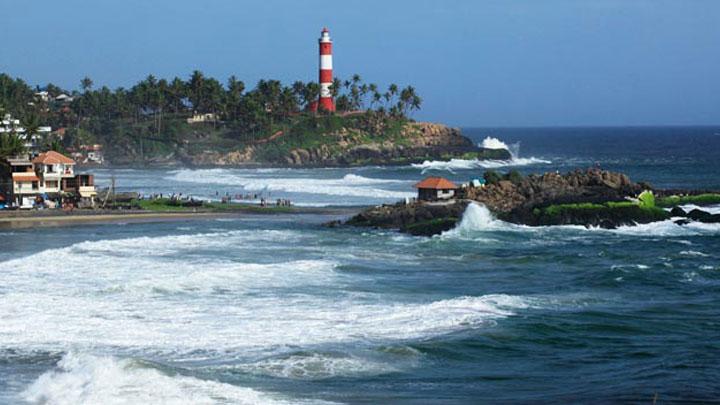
[
  {"xmin": 442, "ymin": 203, "xmax": 720, "ymax": 239},
  {"xmin": 445, "ymin": 203, "xmax": 502, "ymax": 236},
  {"xmin": 24, "ymin": 352, "xmax": 324, "ymax": 405},
  {"xmin": 413, "ymin": 136, "xmax": 550, "ymax": 173}
]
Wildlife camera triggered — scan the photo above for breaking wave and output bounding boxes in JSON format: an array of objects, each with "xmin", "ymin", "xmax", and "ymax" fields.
[
  {"xmin": 443, "ymin": 203, "xmax": 720, "ymax": 239},
  {"xmin": 24, "ymin": 352, "xmax": 324, "ymax": 405},
  {"xmin": 412, "ymin": 136, "xmax": 550, "ymax": 173},
  {"xmin": 442, "ymin": 203, "xmax": 508, "ymax": 236},
  {"xmin": 166, "ymin": 169, "xmax": 414, "ymax": 199},
  {"xmin": 480, "ymin": 136, "xmax": 512, "ymax": 150},
  {"xmin": 0, "ymin": 233, "xmax": 536, "ymax": 358}
]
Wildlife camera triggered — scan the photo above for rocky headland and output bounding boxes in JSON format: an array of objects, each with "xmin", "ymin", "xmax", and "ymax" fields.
[
  {"xmin": 346, "ymin": 168, "xmax": 720, "ymax": 236},
  {"xmin": 182, "ymin": 122, "xmax": 510, "ymax": 167}
]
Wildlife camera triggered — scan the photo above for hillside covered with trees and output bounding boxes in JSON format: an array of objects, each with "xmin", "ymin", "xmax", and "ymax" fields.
[{"xmin": 0, "ymin": 72, "xmax": 502, "ymax": 166}]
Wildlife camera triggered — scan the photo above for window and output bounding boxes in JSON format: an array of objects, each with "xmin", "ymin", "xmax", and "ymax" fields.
[{"xmin": 47, "ymin": 164, "xmax": 55, "ymax": 173}]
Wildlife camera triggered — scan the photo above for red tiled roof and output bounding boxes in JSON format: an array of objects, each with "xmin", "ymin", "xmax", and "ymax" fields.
[
  {"xmin": 12, "ymin": 173, "xmax": 40, "ymax": 182},
  {"xmin": 414, "ymin": 177, "xmax": 458, "ymax": 190},
  {"xmin": 32, "ymin": 151, "xmax": 75, "ymax": 165}
]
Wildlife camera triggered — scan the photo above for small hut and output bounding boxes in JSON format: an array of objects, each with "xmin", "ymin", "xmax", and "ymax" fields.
[{"xmin": 414, "ymin": 177, "xmax": 458, "ymax": 201}]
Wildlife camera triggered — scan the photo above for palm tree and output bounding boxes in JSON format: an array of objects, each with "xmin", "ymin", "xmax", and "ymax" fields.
[
  {"xmin": 226, "ymin": 76, "xmax": 246, "ymax": 120},
  {"xmin": 21, "ymin": 113, "xmax": 41, "ymax": 147},
  {"xmin": 188, "ymin": 70, "xmax": 206, "ymax": 113},
  {"xmin": 0, "ymin": 132, "xmax": 26, "ymax": 162},
  {"xmin": 399, "ymin": 86, "xmax": 415, "ymax": 117},
  {"xmin": 80, "ymin": 76, "xmax": 93, "ymax": 93},
  {"xmin": 169, "ymin": 77, "xmax": 187, "ymax": 114}
]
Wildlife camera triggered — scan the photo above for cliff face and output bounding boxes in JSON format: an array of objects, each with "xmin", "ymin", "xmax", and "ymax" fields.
[{"xmin": 183, "ymin": 122, "xmax": 509, "ymax": 167}]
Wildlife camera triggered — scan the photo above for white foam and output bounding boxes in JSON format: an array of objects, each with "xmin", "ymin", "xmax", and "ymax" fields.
[
  {"xmin": 24, "ymin": 352, "xmax": 323, "ymax": 405},
  {"xmin": 232, "ymin": 352, "xmax": 404, "ymax": 380},
  {"xmin": 0, "ymin": 232, "xmax": 535, "ymax": 358},
  {"xmin": 412, "ymin": 157, "xmax": 551, "ymax": 173},
  {"xmin": 678, "ymin": 204, "xmax": 720, "ymax": 215},
  {"xmin": 480, "ymin": 136, "xmax": 510, "ymax": 150},
  {"xmin": 680, "ymin": 250, "xmax": 710, "ymax": 257},
  {"xmin": 442, "ymin": 203, "xmax": 720, "ymax": 239},
  {"xmin": 443, "ymin": 203, "xmax": 505, "ymax": 236},
  {"xmin": 605, "ymin": 220, "xmax": 720, "ymax": 237},
  {"xmin": 412, "ymin": 136, "xmax": 550, "ymax": 173},
  {"xmin": 166, "ymin": 169, "xmax": 414, "ymax": 200}
]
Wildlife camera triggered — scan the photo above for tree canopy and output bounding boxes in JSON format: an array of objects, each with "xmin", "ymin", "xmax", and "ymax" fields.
[{"xmin": 0, "ymin": 71, "xmax": 423, "ymax": 162}]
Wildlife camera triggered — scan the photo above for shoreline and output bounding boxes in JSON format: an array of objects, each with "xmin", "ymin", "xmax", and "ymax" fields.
[
  {"xmin": 0, "ymin": 211, "xmax": 227, "ymax": 229},
  {"xmin": 0, "ymin": 206, "xmax": 363, "ymax": 229}
]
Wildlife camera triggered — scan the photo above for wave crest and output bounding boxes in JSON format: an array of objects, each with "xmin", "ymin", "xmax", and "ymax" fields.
[{"xmin": 24, "ymin": 352, "xmax": 318, "ymax": 405}]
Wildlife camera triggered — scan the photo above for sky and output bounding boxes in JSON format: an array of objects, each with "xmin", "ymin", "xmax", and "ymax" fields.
[{"xmin": 1, "ymin": 0, "xmax": 718, "ymax": 127}]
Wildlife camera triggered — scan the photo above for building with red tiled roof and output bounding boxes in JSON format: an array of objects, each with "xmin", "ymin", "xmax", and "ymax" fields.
[
  {"xmin": 32, "ymin": 150, "xmax": 76, "ymax": 165},
  {"xmin": 414, "ymin": 177, "xmax": 458, "ymax": 201},
  {"xmin": 5, "ymin": 150, "xmax": 95, "ymax": 208}
]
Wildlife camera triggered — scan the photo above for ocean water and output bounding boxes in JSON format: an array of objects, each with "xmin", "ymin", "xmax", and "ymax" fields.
[{"xmin": 1, "ymin": 127, "xmax": 719, "ymax": 403}]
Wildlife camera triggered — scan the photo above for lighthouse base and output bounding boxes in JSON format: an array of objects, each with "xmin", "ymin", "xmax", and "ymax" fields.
[{"xmin": 310, "ymin": 99, "xmax": 335, "ymax": 113}]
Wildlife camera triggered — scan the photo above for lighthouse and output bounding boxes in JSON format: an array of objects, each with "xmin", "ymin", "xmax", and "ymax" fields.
[{"xmin": 318, "ymin": 27, "xmax": 335, "ymax": 112}]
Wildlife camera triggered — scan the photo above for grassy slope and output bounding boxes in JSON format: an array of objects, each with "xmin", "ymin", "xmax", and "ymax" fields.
[{"xmin": 656, "ymin": 194, "xmax": 720, "ymax": 207}]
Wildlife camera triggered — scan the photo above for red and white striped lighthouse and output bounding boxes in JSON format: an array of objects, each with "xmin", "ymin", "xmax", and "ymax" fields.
[{"xmin": 318, "ymin": 27, "xmax": 335, "ymax": 112}]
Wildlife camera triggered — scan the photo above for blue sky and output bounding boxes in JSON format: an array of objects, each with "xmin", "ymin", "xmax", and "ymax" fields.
[{"xmin": 1, "ymin": 0, "xmax": 718, "ymax": 127}]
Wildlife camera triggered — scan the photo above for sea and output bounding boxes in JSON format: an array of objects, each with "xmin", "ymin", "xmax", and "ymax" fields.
[{"xmin": 1, "ymin": 127, "xmax": 719, "ymax": 404}]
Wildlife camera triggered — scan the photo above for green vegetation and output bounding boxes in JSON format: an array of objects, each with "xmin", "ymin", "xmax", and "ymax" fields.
[
  {"xmin": 535, "ymin": 199, "xmax": 669, "ymax": 225},
  {"xmin": 134, "ymin": 198, "xmax": 296, "ymax": 213},
  {"xmin": 0, "ymin": 71, "xmax": 423, "ymax": 164},
  {"xmin": 638, "ymin": 190, "xmax": 656, "ymax": 208},
  {"xmin": 656, "ymin": 193, "xmax": 720, "ymax": 207},
  {"xmin": 483, "ymin": 169, "xmax": 524, "ymax": 185},
  {"xmin": 483, "ymin": 170, "xmax": 502, "ymax": 185}
]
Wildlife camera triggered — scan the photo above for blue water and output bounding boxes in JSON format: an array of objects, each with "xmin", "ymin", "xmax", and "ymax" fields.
[{"xmin": 1, "ymin": 127, "xmax": 719, "ymax": 403}]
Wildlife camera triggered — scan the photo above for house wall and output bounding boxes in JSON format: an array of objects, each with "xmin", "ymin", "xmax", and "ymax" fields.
[
  {"xmin": 437, "ymin": 189, "xmax": 455, "ymax": 200},
  {"xmin": 418, "ymin": 188, "xmax": 456, "ymax": 201}
]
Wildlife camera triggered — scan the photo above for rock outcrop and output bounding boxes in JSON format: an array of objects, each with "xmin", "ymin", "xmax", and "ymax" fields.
[
  {"xmin": 346, "ymin": 169, "xmax": 720, "ymax": 236},
  {"xmin": 176, "ymin": 122, "xmax": 510, "ymax": 167},
  {"xmin": 347, "ymin": 200, "xmax": 469, "ymax": 235}
]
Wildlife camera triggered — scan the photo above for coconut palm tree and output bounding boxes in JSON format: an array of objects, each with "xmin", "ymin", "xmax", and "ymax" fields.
[
  {"xmin": 80, "ymin": 76, "xmax": 93, "ymax": 93},
  {"xmin": 21, "ymin": 113, "xmax": 41, "ymax": 144},
  {"xmin": 0, "ymin": 132, "xmax": 26, "ymax": 161}
]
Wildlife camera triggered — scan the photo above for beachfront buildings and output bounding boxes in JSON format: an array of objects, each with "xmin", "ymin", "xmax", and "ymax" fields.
[{"xmin": 7, "ymin": 151, "xmax": 97, "ymax": 208}]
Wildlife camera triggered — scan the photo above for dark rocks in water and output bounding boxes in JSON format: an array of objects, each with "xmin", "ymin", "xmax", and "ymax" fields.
[
  {"xmin": 347, "ymin": 201, "xmax": 468, "ymax": 233},
  {"xmin": 674, "ymin": 219, "xmax": 692, "ymax": 226},
  {"xmin": 403, "ymin": 217, "xmax": 458, "ymax": 236},
  {"xmin": 670, "ymin": 206, "xmax": 687, "ymax": 217},
  {"xmin": 686, "ymin": 209, "xmax": 720, "ymax": 223}
]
